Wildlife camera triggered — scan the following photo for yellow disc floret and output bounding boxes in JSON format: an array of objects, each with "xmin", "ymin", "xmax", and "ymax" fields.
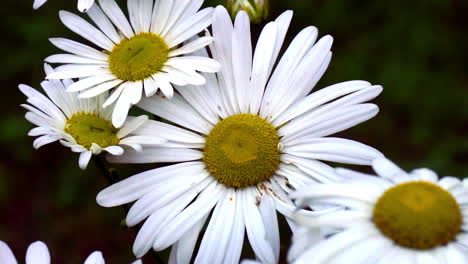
[
  {"xmin": 204, "ymin": 114, "xmax": 281, "ymax": 189},
  {"xmin": 65, "ymin": 112, "xmax": 120, "ymax": 149},
  {"xmin": 372, "ymin": 181, "xmax": 462, "ymax": 250},
  {"xmin": 108, "ymin": 33, "xmax": 169, "ymax": 82}
]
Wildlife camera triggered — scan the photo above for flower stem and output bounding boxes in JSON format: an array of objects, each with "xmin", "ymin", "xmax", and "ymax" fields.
[{"xmin": 93, "ymin": 155, "xmax": 166, "ymax": 264}]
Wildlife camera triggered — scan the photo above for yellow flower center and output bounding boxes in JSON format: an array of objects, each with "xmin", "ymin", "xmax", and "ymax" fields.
[
  {"xmin": 65, "ymin": 112, "xmax": 120, "ymax": 149},
  {"xmin": 203, "ymin": 114, "xmax": 281, "ymax": 189},
  {"xmin": 372, "ymin": 181, "xmax": 462, "ymax": 250},
  {"xmin": 108, "ymin": 33, "xmax": 169, "ymax": 82}
]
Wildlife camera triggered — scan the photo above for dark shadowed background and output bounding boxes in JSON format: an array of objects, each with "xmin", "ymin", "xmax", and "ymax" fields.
[{"xmin": 1, "ymin": 0, "xmax": 467, "ymax": 262}]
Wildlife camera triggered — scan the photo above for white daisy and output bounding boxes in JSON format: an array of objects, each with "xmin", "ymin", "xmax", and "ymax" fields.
[
  {"xmin": 33, "ymin": 0, "xmax": 95, "ymax": 12},
  {"xmin": 0, "ymin": 240, "xmax": 139, "ymax": 264},
  {"xmin": 290, "ymin": 157, "xmax": 468, "ymax": 264},
  {"xmin": 45, "ymin": 0, "xmax": 221, "ymax": 127},
  {"xmin": 96, "ymin": 6, "xmax": 383, "ymax": 263},
  {"xmin": 21, "ymin": 64, "xmax": 165, "ymax": 170}
]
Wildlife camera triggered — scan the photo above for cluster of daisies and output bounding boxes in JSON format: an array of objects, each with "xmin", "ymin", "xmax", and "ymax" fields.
[{"xmin": 10, "ymin": 0, "xmax": 466, "ymax": 263}]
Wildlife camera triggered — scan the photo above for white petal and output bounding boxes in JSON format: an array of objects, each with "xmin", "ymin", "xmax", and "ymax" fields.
[
  {"xmin": 0, "ymin": 241, "xmax": 17, "ymax": 264},
  {"xmin": 102, "ymin": 83, "xmax": 125, "ymax": 108},
  {"xmin": 46, "ymin": 66, "xmax": 110, "ymax": 80},
  {"xmin": 78, "ymin": 79, "xmax": 123, "ymax": 98},
  {"xmin": 133, "ymin": 184, "xmax": 208, "ymax": 258},
  {"xmin": 149, "ymin": 0, "xmax": 173, "ymax": 34},
  {"xmin": 143, "ymin": 77, "xmax": 159, "ymax": 97},
  {"xmin": 222, "ymin": 191, "xmax": 245, "ymax": 264},
  {"xmin": 259, "ymin": 194, "xmax": 280, "ymax": 263},
  {"xmin": 49, "ymin": 38, "xmax": 108, "ymax": 61},
  {"xmin": 152, "ymin": 73, "xmax": 174, "ymax": 98},
  {"xmin": 169, "ymin": 36, "xmax": 214, "ymax": 57},
  {"xmin": 445, "ymin": 244, "xmax": 468, "ymax": 263},
  {"xmin": 33, "ymin": 135, "xmax": 61, "ymax": 149},
  {"xmin": 107, "ymin": 148, "xmax": 202, "ymax": 164},
  {"xmin": 127, "ymin": 172, "xmax": 211, "ymax": 228},
  {"xmin": 117, "ymin": 115, "xmax": 148, "ymax": 138},
  {"xmin": 295, "ymin": 224, "xmax": 377, "ymax": 263},
  {"xmin": 172, "ymin": 214, "xmax": 208, "ymax": 264},
  {"xmin": 104, "ymin": 146, "xmax": 124, "ymax": 155},
  {"xmin": 195, "ymin": 189, "xmax": 236, "ymax": 264},
  {"xmin": 45, "ymin": 54, "xmax": 106, "ymax": 64},
  {"xmin": 87, "ymin": 4, "xmax": 121, "ymax": 43},
  {"xmin": 96, "ymin": 162, "xmax": 205, "ymax": 207},
  {"xmin": 249, "ymin": 22, "xmax": 277, "ymax": 115},
  {"xmin": 138, "ymin": 94, "xmax": 213, "ymax": 135},
  {"xmin": 59, "ymin": 10, "xmax": 114, "ymax": 51},
  {"xmin": 83, "ymin": 251, "xmax": 105, "ymax": 264},
  {"xmin": 372, "ymin": 157, "xmax": 408, "ymax": 181},
  {"xmin": 292, "ymin": 183, "xmax": 382, "ymax": 205},
  {"xmin": 98, "ymin": 0, "xmax": 134, "ymax": 38},
  {"xmin": 231, "ymin": 11, "xmax": 252, "ymax": 113},
  {"xmin": 112, "ymin": 88, "xmax": 133, "ymax": 128},
  {"xmin": 257, "ymin": 26, "xmax": 317, "ymax": 116},
  {"xmin": 280, "ymin": 104, "xmax": 379, "ymax": 143},
  {"xmin": 33, "ymin": 0, "xmax": 48, "ymax": 9},
  {"xmin": 263, "ymin": 36, "xmax": 334, "ymax": 120},
  {"xmin": 280, "ymin": 155, "xmax": 340, "ymax": 183},
  {"xmin": 78, "ymin": 0, "xmax": 95, "ymax": 12},
  {"xmin": 410, "ymin": 168, "xmax": 438, "ymax": 182},
  {"xmin": 330, "ymin": 236, "xmax": 393, "ymax": 264},
  {"xmin": 272, "ymin": 81, "xmax": 372, "ymax": 127},
  {"xmin": 26, "ymin": 241, "xmax": 50, "ymax": 264},
  {"xmin": 78, "ymin": 150, "xmax": 93, "ymax": 170},
  {"xmin": 166, "ymin": 56, "xmax": 221, "ymax": 73},
  {"xmin": 243, "ymin": 188, "xmax": 276, "ymax": 264},
  {"xmin": 165, "ymin": 7, "xmax": 213, "ymax": 47},
  {"xmin": 153, "ymin": 182, "xmax": 225, "ymax": 251},
  {"xmin": 132, "ymin": 120, "xmax": 205, "ymax": 144},
  {"xmin": 283, "ymin": 138, "xmax": 383, "ymax": 166},
  {"xmin": 439, "ymin": 177, "xmax": 462, "ymax": 191},
  {"xmin": 67, "ymin": 74, "xmax": 116, "ymax": 92}
]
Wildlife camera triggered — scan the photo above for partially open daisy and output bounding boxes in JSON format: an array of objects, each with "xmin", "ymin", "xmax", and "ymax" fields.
[
  {"xmin": 0, "ymin": 240, "xmax": 131, "ymax": 264},
  {"xmin": 97, "ymin": 7, "xmax": 383, "ymax": 263},
  {"xmin": 21, "ymin": 64, "xmax": 165, "ymax": 170},
  {"xmin": 46, "ymin": 0, "xmax": 220, "ymax": 127},
  {"xmin": 290, "ymin": 157, "xmax": 468, "ymax": 264},
  {"xmin": 33, "ymin": 0, "xmax": 95, "ymax": 12}
]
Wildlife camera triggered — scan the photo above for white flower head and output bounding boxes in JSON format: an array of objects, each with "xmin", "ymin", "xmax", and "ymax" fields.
[
  {"xmin": 96, "ymin": 6, "xmax": 383, "ymax": 263},
  {"xmin": 0, "ymin": 241, "xmax": 127, "ymax": 264},
  {"xmin": 21, "ymin": 64, "xmax": 165, "ymax": 170},
  {"xmin": 290, "ymin": 157, "xmax": 468, "ymax": 264},
  {"xmin": 33, "ymin": 0, "xmax": 95, "ymax": 12},
  {"xmin": 46, "ymin": 0, "xmax": 221, "ymax": 127}
]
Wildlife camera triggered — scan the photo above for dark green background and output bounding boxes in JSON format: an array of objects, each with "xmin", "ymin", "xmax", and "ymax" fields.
[{"xmin": 1, "ymin": 0, "xmax": 466, "ymax": 262}]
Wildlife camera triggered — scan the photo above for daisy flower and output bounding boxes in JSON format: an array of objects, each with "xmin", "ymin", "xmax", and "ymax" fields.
[
  {"xmin": 96, "ymin": 6, "xmax": 383, "ymax": 263},
  {"xmin": 0, "ymin": 240, "xmax": 140, "ymax": 264},
  {"xmin": 33, "ymin": 0, "xmax": 95, "ymax": 12},
  {"xmin": 289, "ymin": 157, "xmax": 468, "ymax": 264},
  {"xmin": 21, "ymin": 64, "xmax": 165, "ymax": 170},
  {"xmin": 46, "ymin": 0, "xmax": 220, "ymax": 127}
]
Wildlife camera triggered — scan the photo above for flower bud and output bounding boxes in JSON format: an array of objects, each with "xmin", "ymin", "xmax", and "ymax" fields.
[{"xmin": 226, "ymin": 0, "xmax": 270, "ymax": 24}]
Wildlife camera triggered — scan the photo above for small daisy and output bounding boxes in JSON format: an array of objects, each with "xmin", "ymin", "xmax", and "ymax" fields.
[
  {"xmin": 0, "ymin": 240, "xmax": 139, "ymax": 264},
  {"xmin": 33, "ymin": 0, "xmax": 95, "ymax": 12},
  {"xmin": 97, "ymin": 7, "xmax": 383, "ymax": 263},
  {"xmin": 45, "ymin": 0, "xmax": 220, "ymax": 127},
  {"xmin": 290, "ymin": 157, "xmax": 468, "ymax": 264},
  {"xmin": 21, "ymin": 64, "xmax": 165, "ymax": 170}
]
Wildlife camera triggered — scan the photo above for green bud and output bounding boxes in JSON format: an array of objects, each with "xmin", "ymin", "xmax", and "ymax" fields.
[{"xmin": 226, "ymin": 0, "xmax": 270, "ymax": 24}]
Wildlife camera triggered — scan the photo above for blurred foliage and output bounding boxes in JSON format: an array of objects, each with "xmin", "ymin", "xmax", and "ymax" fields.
[{"xmin": 0, "ymin": 0, "xmax": 466, "ymax": 262}]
